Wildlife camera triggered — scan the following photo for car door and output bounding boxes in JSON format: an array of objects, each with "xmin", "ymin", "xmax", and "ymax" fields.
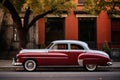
[
  {"xmin": 68, "ymin": 43, "xmax": 86, "ymax": 65},
  {"xmin": 44, "ymin": 43, "xmax": 70, "ymax": 65}
]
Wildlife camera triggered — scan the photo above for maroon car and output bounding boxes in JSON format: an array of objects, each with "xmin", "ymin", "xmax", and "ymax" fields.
[{"xmin": 12, "ymin": 40, "xmax": 112, "ymax": 71}]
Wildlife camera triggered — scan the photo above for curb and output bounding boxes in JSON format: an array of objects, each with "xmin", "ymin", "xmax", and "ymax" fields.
[{"xmin": 0, "ymin": 66, "xmax": 23, "ymax": 71}]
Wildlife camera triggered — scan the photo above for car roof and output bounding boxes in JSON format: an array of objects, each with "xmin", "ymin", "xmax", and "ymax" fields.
[
  {"xmin": 50, "ymin": 40, "xmax": 90, "ymax": 50},
  {"xmin": 52, "ymin": 40, "xmax": 88, "ymax": 46}
]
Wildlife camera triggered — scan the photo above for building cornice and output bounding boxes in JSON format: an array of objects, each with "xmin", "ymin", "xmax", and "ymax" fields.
[
  {"xmin": 45, "ymin": 14, "xmax": 68, "ymax": 17},
  {"xmin": 74, "ymin": 11, "xmax": 98, "ymax": 18}
]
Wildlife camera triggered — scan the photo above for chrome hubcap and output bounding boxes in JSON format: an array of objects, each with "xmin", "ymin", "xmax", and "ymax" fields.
[
  {"xmin": 86, "ymin": 64, "xmax": 96, "ymax": 71},
  {"xmin": 27, "ymin": 62, "xmax": 34, "ymax": 69},
  {"xmin": 87, "ymin": 65, "xmax": 95, "ymax": 69}
]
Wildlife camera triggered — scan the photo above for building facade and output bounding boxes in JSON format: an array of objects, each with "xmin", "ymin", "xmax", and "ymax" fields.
[
  {"xmin": 1, "ymin": 0, "xmax": 117, "ymax": 50},
  {"xmin": 37, "ymin": 0, "xmax": 120, "ymax": 49}
]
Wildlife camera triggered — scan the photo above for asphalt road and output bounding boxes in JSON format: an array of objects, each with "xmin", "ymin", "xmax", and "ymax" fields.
[{"xmin": 0, "ymin": 71, "xmax": 120, "ymax": 80}]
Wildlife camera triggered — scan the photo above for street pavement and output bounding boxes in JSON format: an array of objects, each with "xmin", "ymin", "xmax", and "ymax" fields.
[
  {"xmin": 0, "ymin": 72, "xmax": 120, "ymax": 80},
  {"xmin": 0, "ymin": 60, "xmax": 120, "ymax": 71}
]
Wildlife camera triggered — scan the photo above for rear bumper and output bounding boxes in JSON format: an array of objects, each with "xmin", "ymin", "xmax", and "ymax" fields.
[
  {"xmin": 12, "ymin": 58, "xmax": 22, "ymax": 66},
  {"xmin": 107, "ymin": 62, "xmax": 112, "ymax": 66}
]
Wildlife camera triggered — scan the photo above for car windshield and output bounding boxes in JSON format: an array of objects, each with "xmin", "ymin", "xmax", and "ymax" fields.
[{"xmin": 46, "ymin": 43, "xmax": 53, "ymax": 49}]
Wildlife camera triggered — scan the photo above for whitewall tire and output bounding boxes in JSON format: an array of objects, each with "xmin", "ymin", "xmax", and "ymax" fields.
[
  {"xmin": 85, "ymin": 64, "xmax": 97, "ymax": 71},
  {"xmin": 24, "ymin": 60, "xmax": 37, "ymax": 71}
]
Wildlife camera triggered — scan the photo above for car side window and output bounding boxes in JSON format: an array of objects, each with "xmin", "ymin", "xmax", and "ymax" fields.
[
  {"xmin": 71, "ymin": 44, "xmax": 84, "ymax": 50},
  {"xmin": 52, "ymin": 44, "xmax": 68, "ymax": 50}
]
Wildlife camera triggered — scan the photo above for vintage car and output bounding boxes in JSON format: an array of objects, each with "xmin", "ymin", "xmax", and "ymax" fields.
[{"xmin": 12, "ymin": 40, "xmax": 112, "ymax": 71}]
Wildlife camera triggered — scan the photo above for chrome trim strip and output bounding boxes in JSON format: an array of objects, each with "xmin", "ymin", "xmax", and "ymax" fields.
[
  {"xmin": 22, "ymin": 57, "xmax": 68, "ymax": 59},
  {"xmin": 38, "ymin": 65, "xmax": 80, "ymax": 68},
  {"xmin": 12, "ymin": 62, "xmax": 22, "ymax": 66}
]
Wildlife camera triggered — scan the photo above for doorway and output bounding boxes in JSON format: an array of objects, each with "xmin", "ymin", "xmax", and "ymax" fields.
[
  {"xmin": 78, "ymin": 18, "xmax": 96, "ymax": 49},
  {"xmin": 45, "ymin": 18, "xmax": 65, "ymax": 45}
]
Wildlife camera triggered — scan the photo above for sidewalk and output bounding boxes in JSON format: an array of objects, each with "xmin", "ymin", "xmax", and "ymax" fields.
[{"xmin": 0, "ymin": 60, "xmax": 120, "ymax": 71}]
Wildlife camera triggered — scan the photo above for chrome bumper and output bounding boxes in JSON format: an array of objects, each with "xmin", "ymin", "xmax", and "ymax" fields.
[
  {"xmin": 107, "ymin": 62, "xmax": 112, "ymax": 66},
  {"xmin": 12, "ymin": 58, "xmax": 22, "ymax": 66}
]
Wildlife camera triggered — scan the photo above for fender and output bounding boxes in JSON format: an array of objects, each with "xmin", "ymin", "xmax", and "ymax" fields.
[{"xmin": 78, "ymin": 53, "xmax": 106, "ymax": 66}]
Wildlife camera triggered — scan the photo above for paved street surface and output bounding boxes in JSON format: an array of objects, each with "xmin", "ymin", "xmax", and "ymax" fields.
[{"xmin": 0, "ymin": 72, "xmax": 120, "ymax": 80}]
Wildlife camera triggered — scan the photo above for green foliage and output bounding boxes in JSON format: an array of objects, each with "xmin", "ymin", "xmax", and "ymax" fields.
[
  {"xmin": 23, "ymin": 0, "xmax": 76, "ymax": 15},
  {"xmin": 102, "ymin": 41, "xmax": 111, "ymax": 53},
  {"xmin": 84, "ymin": 0, "xmax": 100, "ymax": 15},
  {"xmin": 101, "ymin": 41, "xmax": 111, "ymax": 58},
  {"xmin": 84, "ymin": 0, "xmax": 106, "ymax": 14},
  {"xmin": 0, "ymin": 0, "xmax": 76, "ymax": 15},
  {"xmin": 84, "ymin": 0, "xmax": 120, "ymax": 16}
]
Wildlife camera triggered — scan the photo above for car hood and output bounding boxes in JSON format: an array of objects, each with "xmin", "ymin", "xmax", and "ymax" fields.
[
  {"xmin": 88, "ymin": 50, "xmax": 110, "ymax": 58},
  {"xmin": 19, "ymin": 49, "xmax": 48, "ymax": 54}
]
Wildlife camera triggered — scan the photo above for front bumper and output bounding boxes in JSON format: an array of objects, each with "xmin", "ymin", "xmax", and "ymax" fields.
[
  {"xmin": 107, "ymin": 62, "xmax": 112, "ymax": 66},
  {"xmin": 12, "ymin": 58, "xmax": 22, "ymax": 66}
]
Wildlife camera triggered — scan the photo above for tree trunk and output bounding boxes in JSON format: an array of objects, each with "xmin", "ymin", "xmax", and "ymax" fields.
[
  {"xmin": 0, "ymin": 0, "xmax": 56, "ymax": 49},
  {"xmin": 18, "ymin": 29, "xmax": 29, "ymax": 49}
]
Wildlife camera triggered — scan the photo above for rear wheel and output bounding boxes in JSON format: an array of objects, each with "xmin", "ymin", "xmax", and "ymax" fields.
[
  {"xmin": 85, "ymin": 64, "xmax": 97, "ymax": 71},
  {"xmin": 24, "ymin": 60, "xmax": 37, "ymax": 71}
]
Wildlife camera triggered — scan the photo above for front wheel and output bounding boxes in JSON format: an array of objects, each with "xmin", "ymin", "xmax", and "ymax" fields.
[
  {"xmin": 24, "ymin": 60, "xmax": 37, "ymax": 72},
  {"xmin": 85, "ymin": 64, "xmax": 97, "ymax": 71}
]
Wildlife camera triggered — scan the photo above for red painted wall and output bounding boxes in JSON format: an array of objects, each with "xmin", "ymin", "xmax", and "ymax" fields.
[
  {"xmin": 38, "ymin": 18, "xmax": 45, "ymax": 45},
  {"xmin": 65, "ymin": 10, "xmax": 78, "ymax": 40},
  {"xmin": 97, "ymin": 11, "xmax": 111, "ymax": 49},
  {"xmin": 37, "ymin": 11, "xmax": 112, "ymax": 49}
]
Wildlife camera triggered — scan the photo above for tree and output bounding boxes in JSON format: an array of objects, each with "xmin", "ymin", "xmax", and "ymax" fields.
[
  {"xmin": 101, "ymin": 41, "xmax": 112, "ymax": 58},
  {"xmin": 84, "ymin": 0, "xmax": 120, "ymax": 16},
  {"xmin": 0, "ymin": 0, "xmax": 76, "ymax": 48}
]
